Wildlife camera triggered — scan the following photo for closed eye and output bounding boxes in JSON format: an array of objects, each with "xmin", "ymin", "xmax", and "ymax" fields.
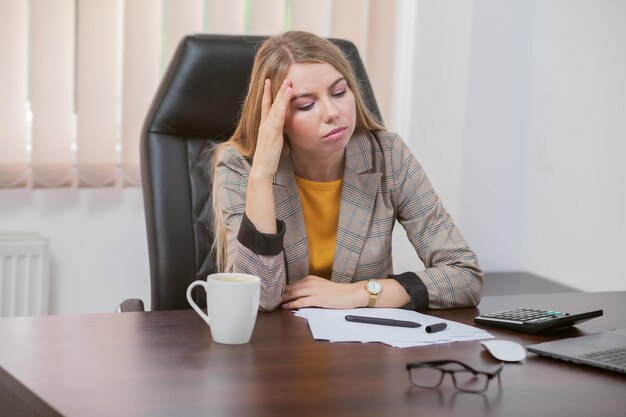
[{"xmin": 297, "ymin": 90, "xmax": 347, "ymax": 111}]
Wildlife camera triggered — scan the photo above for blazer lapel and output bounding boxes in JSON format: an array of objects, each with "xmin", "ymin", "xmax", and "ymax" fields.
[{"xmin": 332, "ymin": 132, "xmax": 382, "ymax": 283}]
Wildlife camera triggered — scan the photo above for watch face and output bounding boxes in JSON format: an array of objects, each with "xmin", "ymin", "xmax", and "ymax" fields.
[{"xmin": 367, "ymin": 280, "xmax": 382, "ymax": 295}]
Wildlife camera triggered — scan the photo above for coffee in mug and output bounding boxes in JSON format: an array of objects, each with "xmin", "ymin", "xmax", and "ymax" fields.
[{"xmin": 186, "ymin": 273, "xmax": 260, "ymax": 344}]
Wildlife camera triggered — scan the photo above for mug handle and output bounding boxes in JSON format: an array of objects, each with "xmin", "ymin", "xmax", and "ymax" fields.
[{"xmin": 186, "ymin": 280, "xmax": 210, "ymax": 325}]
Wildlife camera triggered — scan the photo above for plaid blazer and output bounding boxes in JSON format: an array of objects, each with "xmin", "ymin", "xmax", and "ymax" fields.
[{"xmin": 214, "ymin": 131, "xmax": 483, "ymax": 311}]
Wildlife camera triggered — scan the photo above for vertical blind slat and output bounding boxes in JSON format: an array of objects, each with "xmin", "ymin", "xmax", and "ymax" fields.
[
  {"xmin": 0, "ymin": 0, "xmax": 29, "ymax": 187},
  {"xmin": 365, "ymin": 0, "xmax": 397, "ymax": 125},
  {"xmin": 121, "ymin": 0, "xmax": 164, "ymax": 186},
  {"xmin": 166, "ymin": 0, "xmax": 204, "ymax": 64},
  {"xmin": 76, "ymin": 0, "xmax": 119, "ymax": 187},
  {"xmin": 249, "ymin": 0, "xmax": 286, "ymax": 35},
  {"xmin": 291, "ymin": 0, "xmax": 332, "ymax": 36},
  {"xmin": 206, "ymin": 0, "xmax": 246, "ymax": 34},
  {"xmin": 30, "ymin": 0, "xmax": 76, "ymax": 187},
  {"xmin": 331, "ymin": 0, "xmax": 369, "ymax": 61}
]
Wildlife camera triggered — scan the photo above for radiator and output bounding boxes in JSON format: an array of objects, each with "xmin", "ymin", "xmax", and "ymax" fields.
[{"xmin": 0, "ymin": 233, "xmax": 50, "ymax": 316}]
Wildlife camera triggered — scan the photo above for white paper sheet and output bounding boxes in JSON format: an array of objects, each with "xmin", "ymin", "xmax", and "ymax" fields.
[{"xmin": 294, "ymin": 308, "xmax": 492, "ymax": 348}]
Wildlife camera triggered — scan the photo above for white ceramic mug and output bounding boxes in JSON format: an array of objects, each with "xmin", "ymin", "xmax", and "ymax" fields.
[{"xmin": 186, "ymin": 273, "xmax": 260, "ymax": 345}]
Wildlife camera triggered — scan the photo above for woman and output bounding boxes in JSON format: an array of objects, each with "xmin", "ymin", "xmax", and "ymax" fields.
[{"xmin": 211, "ymin": 31, "xmax": 483, "ymax": 312}]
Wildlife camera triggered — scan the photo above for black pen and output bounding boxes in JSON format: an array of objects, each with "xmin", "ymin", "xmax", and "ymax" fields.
[
  {"xmin": 345, "ymin": 315, "xmax": 421, "ymax": 328},
  {"xmin": 425, "ymin": 322, "xmax": 447, "ymax": 333}
]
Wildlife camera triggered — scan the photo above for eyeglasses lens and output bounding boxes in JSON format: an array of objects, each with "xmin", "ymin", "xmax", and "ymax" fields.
[
  {"xmin": 452, "ymin": 371, "xmax": 489, "ymax": 393},
  {"xmin": 409, "ymin": 366, "xmax": 444, "ymax": 388}
]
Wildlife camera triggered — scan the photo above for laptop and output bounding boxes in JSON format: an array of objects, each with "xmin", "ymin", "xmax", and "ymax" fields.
[{"xmin": 526, "ymin": 328, "xmax": 626, "ymax": 374}]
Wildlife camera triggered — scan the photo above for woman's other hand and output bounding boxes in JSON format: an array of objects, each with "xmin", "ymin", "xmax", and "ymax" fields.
[
  {"xmin": 281, "ymin": 276, "xmax": 367, "ymax": 309},
  {"xmin": 281, "ymin": 276, "xmax": 411, "ymax": 310}
]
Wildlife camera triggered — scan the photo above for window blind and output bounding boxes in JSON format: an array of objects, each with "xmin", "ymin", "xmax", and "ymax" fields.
[{"xmin": 0, "ymin": 0, "xmax": 399, "ymax": 188}]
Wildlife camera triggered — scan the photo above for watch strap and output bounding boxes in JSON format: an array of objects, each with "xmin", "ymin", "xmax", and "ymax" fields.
[{"xmin": 367, "ymin": 292, "xmax": 378, "ymax": 308}]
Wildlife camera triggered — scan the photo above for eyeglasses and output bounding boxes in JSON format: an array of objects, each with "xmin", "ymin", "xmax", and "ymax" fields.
[{"xmin": 406, "ymin": 360, "xmax": 503, "ymax": 393}]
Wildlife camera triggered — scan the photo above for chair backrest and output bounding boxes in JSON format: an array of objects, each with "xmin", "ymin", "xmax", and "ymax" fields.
[{"xmin": 141, "ymin": 34, "xmax": 382, "ymax": 311}]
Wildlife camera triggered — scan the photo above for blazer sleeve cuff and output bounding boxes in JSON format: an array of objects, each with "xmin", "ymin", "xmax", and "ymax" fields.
[
  {"xmin": 237, "ymin": 212, "xmax": 285, "ymax": 256},
  {"xmin": 389, "ymin": 271, "xmax": 429, "ymax": 310}
]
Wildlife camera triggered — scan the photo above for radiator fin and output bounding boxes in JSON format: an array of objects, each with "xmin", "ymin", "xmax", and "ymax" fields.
[{"xmin": 0, "ymin": 233, "xmax": 49, "ymax": 316}]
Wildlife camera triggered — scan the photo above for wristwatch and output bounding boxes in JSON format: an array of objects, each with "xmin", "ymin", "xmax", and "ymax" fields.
[{"xmin": 365, "ymin": 279, "xmax": 382, "ymax": 308}]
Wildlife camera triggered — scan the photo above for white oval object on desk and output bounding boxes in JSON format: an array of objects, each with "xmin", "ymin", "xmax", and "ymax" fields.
[{"xmin": 481, "ymin": 340, "xmax": 526, "ymax": 362}]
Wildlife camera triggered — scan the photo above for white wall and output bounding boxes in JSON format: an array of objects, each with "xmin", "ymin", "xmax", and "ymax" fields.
[
  {"xmin": 392, "ymin": 1, "xmax": 474, "ymax": 274},
  {"xmin": 521, "ymin": 0, "xmax": 626, "ymax": 291},
  {"xmin": 0, "ymin": 187, "xmax": 150, "ymax": 315},
  {"xmin": 460, "ymin": 0, "xmax": 532, "ymax": 271},
  {"xmin": 399, "ymin": 0, "xmax": 625, "ymax": 292},
  {"xmin": 408, "ymin": 1, "xmax": 474, "ymax": 221}
]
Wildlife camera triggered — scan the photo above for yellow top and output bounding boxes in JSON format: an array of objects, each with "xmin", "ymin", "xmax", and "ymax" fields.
[{"xmin": 295, "ymin": 175, "xmax": 342, "ymax": 279}]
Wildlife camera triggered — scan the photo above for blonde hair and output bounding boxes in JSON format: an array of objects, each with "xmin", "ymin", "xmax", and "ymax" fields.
[{"xmin": 211, "ymin": 31, "xmax": 384, "ymax": 271}]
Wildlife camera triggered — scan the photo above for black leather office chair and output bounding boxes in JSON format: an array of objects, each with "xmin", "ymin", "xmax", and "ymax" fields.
[{"xmin": 121, "ymin": 34, "xmax": 382, "ymax": 312}]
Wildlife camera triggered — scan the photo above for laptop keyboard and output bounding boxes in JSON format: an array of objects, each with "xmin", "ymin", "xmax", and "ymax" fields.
[{"xmin": 581, "ymin": 347, "xmax": 626, "ymax": 367}]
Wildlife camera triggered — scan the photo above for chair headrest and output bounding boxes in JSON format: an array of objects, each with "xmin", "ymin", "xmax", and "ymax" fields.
[{"xmin": 144, "ymin": 34, "xmax": 382, "ymax": 141}]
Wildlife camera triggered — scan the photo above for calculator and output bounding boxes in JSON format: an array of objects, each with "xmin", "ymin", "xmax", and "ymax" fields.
[{"xmin": 474, "ymin": 308, "xmax": 604, "ymax": 334}]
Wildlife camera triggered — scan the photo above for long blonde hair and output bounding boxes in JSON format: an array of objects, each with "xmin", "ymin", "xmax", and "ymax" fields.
[{"xmin": 212, "ymin": 31, "xmax": 384, "ymax": 271}]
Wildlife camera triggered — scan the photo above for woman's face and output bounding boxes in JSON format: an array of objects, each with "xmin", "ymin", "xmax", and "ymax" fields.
[{"xmin": 283, "ymin": 62, "xmax": 356, "ymax": 157}]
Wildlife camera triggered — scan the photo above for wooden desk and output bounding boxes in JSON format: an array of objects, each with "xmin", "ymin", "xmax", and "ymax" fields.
[{"xmin": 1, "ymin": 292, "xmax": 624, "ymax": 417}]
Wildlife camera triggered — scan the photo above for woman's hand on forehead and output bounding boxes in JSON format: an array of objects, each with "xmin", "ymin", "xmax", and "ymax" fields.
[{"xmin": 251, "ymin": 78, "xmax": 292, "ymax": 179}]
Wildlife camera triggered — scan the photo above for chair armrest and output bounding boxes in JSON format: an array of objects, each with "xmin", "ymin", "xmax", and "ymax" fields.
[{"xmin": 117, "ymin": 298, "xmax": 146, "ymax": 312}]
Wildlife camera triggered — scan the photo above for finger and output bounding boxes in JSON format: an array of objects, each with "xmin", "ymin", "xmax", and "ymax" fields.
[
  {"xmin": 281, "ymin": 285, "xmax": 308, "ymax": 304},
  {"xmin": 282, "ymin": 296, "xmax": 318, "ymax": 310},
  {"xmin": 267, "ymin": 79, "xmax": 292, "ymax": 122},
  {"xmin": 281, "ymin": 292, "xmax": 296, "ymax": 304},
  {"xmin": 260, "ymin": 79, "xmax": 271, "ymax": 121},
  {"xmin": 283, "ymin": 276, "xmax": 316, "ymax": 293},
  {"xmin": 282, "ymin": 301, "xmax": 298, "ymax": 310},
  {"xmin": 281, "ymin": 277, "xmax": 321, "ymax": 303}
]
